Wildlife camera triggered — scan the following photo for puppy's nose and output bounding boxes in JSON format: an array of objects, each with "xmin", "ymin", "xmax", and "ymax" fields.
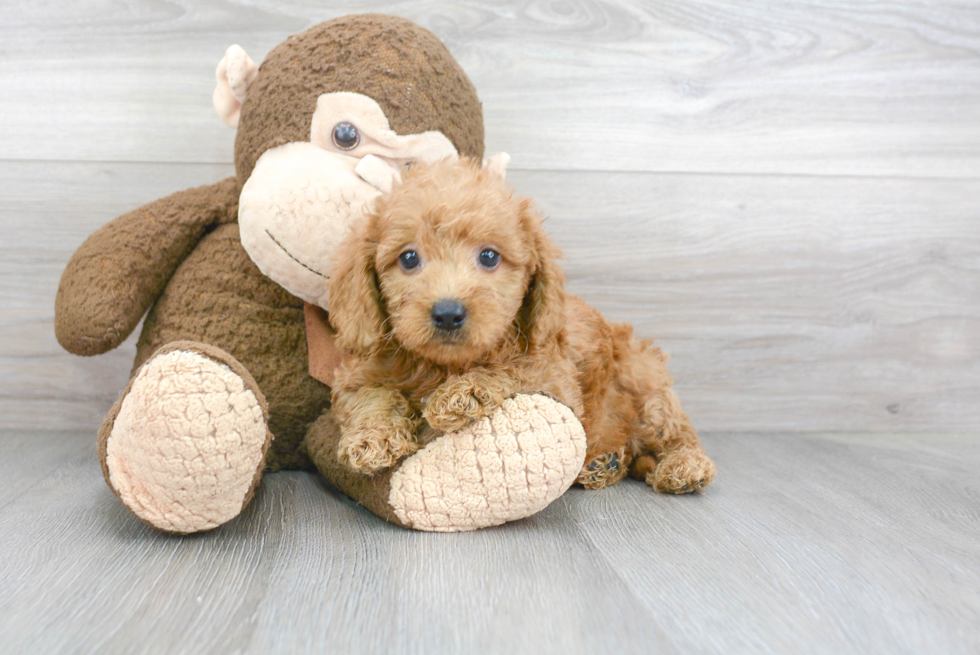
[{"xmin": 431, "ymin": 299, "xmax": 467, "ymax": 332}]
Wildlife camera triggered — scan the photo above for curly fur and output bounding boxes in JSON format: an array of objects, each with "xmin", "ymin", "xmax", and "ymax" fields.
[{"xmin": 328, "ymin": 159, "xmax": 716, "ymax": 493}]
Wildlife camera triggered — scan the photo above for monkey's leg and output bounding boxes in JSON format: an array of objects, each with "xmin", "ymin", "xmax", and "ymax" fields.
[
  {"xmin": 99, "ymin": 341, "xmax": 273, "ymax": 533},
  {"xmin": 306, "ymin": 394, "xmax": 586, "ymax": 532}
]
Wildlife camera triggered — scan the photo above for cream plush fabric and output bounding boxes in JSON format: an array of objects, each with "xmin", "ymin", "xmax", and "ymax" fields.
[
  {"xmin": 388, "ymin": 395, "xmax": 587, "ymax": 531},
  {"xmin": 237, "ymin": 92, "xmax": 459, "ymax": 311},
  {"xmin": 105, "ymin": 349, "xmax": 269, "ymax": 533},
  {"xmin": 213, "ymin": 45, "xmax": 259, "ymax": 129}
]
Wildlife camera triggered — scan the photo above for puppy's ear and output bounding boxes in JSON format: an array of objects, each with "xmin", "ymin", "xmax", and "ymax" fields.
[
  {"xmin": 328, "ymin": 221, "xmax": 386, "ymax": 355},
  {"xmin": 517, "ymin": 198, "xmax": 567, "ymax": 349}
]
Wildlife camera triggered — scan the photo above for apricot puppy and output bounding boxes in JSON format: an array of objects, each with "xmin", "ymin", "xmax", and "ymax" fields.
[{"xmin": 328, "ymin": 158, "xmax": 716, "ymax": 493}]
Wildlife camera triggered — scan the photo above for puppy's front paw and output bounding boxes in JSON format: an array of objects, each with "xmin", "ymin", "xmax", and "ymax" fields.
[
  {"xmin": 649, "ymin": 449, "xmax": 716, "ymax": 494},
  {"xmin": 338, "ymin": 417, "xmax": 419, "ymax": 474},
  {"xmin": 423, "ymin": 378, "xmax": 499, "ymax": 433}
]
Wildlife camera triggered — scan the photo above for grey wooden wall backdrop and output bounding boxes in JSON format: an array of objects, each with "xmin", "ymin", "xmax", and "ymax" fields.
[
  {"xmin": 3, "ymin": 3, "xmax": 980, "ymax": 654},
  {"xmin": 2, "ymin": 0, "xmax": 978, "ymax": 437}
]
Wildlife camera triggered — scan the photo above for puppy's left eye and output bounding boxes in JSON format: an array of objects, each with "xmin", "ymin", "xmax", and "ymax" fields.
[
  {"xmin": 398, "ymin": 250, "xmax": 421, "ymax": 271},
  {"xmin": 478, "ymin": 248, "xmax": 500, "ymax": 270}
]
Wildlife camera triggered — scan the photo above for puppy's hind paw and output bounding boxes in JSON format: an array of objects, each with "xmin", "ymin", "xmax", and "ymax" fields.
[
  {"xmin": 577, "ymin": 449, "xmax": 631, "ymax": 490},
  {"xmin": 649, "ymin": 449, "xmax": 716, "ymax": 494}
]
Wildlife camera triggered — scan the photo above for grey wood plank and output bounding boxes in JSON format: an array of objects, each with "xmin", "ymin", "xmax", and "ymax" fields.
[
  {"xmin": 0, "ymin": 432, "xmax": 661, "ymax": 655},
  {"xmin": 243, "ymin": 477, "xmax": 663, "ymax": 655},
  {"xmin": 567, "ymin": 432, "xmax": 980, "ymax": 654},
  {"xmin": 0, "ymin": 161, "xmax": 236, "ymax": 434},
  {"xmin": 0, "ymin": 430, "xmax": 977, "ymax": 654},
  {"xmin": 2, "ymin": 0, "xmax": 979, "ymax": 177},
  {"xmin": 526, "ymin": 170, "xmax": 980, "ymax": 434},
  {"xmin": 3, "ymin": 1, "xmax": 979, "ymax": 653},
  {"xmin": 4, "ymin": 161, "xmax": 977, "ymax": 434}
]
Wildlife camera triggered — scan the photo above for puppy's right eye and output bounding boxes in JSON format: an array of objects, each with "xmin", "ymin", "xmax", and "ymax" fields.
[{"xmin": 398, "ymin": 250, "xmax": 421, "ymax": 271}]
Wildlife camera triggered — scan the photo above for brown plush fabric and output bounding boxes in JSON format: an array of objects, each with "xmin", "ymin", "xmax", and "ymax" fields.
[
  {"xmin": 133, "ymin": 223, "xmax": 330, "ymax": 470},
  {"xmin": 57, "ymin": 14, "xmax": 506, "ymax": 530},
  {"xmin": 234, "ymin": 14, "xmax": 484, "ymax": 184},
  {"xmin": 55, "ymin": 177, "xmax": 240, "ymax": 356},
  {"xmin": 304, "ymin": 411, "xmax": 406, "ymax": 527}
]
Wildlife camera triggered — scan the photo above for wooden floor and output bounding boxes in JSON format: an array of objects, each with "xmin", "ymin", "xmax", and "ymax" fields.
[
  {"xmin": 2, "ymin": 0, "xmax": 979, "ymax": 652},
  {"xmin": 0, "ymin": 430, "xmax": 977, "ymax": 653}
]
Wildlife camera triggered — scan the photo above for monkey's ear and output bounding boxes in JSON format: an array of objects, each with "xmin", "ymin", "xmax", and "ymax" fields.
[
  {"xmin": 328, "ymin": 221, "xmax": 386, "ymax": 356},
  {"xmin": 213, "ymin": 45, "xmax": 258, "ymax": 129},
  {"xmin": 482, "ymin": 152, "xmax": 511, "ymax": 180}
]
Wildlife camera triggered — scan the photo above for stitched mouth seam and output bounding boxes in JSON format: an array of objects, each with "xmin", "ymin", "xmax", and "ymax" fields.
[{"xmin": 265, "ymin": 229, "xmax": 328, "ymax": 278}]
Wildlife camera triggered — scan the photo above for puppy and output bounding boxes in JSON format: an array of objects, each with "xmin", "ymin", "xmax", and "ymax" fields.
[{"xmin": 328, "ymin": 158, "xmax": 716, "ymax": 493}]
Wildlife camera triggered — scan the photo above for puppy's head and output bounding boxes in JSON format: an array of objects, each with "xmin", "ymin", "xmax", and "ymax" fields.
[{"xmin": 329, "ymin": 158, "xmax": 566, "ymax": 366}]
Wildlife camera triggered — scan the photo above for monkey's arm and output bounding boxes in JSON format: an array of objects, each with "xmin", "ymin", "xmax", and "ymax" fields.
[{"xmin": 55, "ymin": 177, "xmax": 240, "ymax": 356}]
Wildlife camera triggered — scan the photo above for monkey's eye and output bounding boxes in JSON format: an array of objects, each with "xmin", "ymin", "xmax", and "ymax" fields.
[
  {"xmin": 332, "ymin": 122, "xmax": 359, "ymax": 150},
  {"xmin": 398, "ymin": 250, "xmax": 421, "ymax": 271},
  {"xmin": 478, "ymin": 248, "xmax": 500, "ymax": 270}
]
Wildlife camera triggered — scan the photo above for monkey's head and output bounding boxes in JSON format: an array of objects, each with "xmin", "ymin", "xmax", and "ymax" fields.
[{"xmin": 213, "ymin": 14, "xmax": 495, "ymax": 310}]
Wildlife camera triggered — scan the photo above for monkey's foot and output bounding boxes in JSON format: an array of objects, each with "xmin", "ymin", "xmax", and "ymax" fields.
[
  {"xmin": 388, "ymin": 394, "xmax": 586, "ymax": 531},
  {"xmin": 99, "ymin": 342, "xmax": 272, "ymax": 533}
]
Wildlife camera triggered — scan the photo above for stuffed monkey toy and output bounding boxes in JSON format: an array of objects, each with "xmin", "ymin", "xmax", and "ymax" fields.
[{"xmin": 55, "ymin": 14, "xmax": 586, "ymax": 534}]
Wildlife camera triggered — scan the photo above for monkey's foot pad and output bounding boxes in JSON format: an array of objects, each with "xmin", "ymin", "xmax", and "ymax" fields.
[
  {"xmin": 388, "ymin": 394, "xmax": 586, "ymax": 532},
  {"xmin": 100, "ymin": 343, "xmax": 271, "ymax": 533}
]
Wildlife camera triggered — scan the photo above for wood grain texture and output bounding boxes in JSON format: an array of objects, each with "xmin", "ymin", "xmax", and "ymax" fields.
[
  {"xmin": 0, "ymin": 430, "xmax": 977, "ymax": 654},
  {"xmin": 0, "ymin": 161, "xmax": 236, "ymax": 432},
  {"xmin": 1, "ymin": 0, "xmax": 979, "ymax": 176},
  {"xmin": 3, "ymin": 161, "xmax": 977, "ymax": 433},
  {"xmin": 2, "ymin": 1, "xmax": 979, "ymax": 651}
]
